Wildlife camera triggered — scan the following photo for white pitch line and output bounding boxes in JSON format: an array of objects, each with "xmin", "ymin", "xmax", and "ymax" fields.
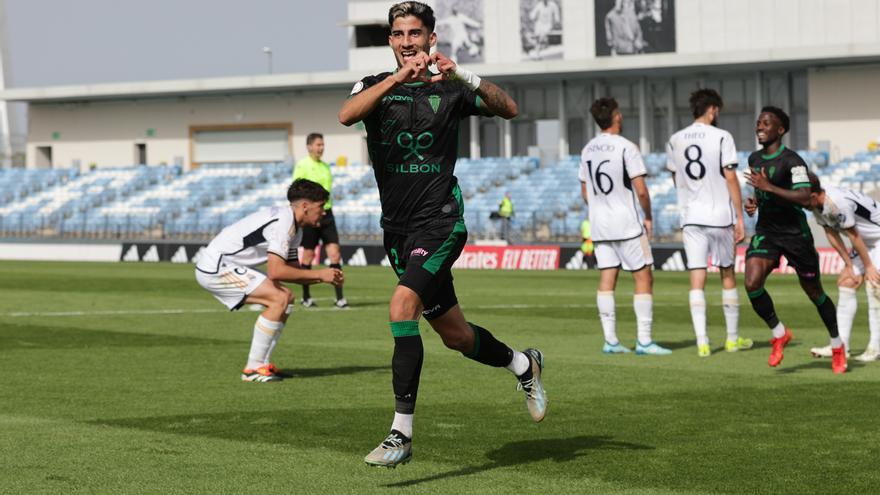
[{"xmin": 3, "ymin": 308, "xmax": 228, "ymax": 318}]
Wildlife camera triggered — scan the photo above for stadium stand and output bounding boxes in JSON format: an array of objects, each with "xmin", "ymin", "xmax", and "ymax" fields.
[{"xmin": 0, "ymin": 149, "xmax": 868, "ymax": 242}]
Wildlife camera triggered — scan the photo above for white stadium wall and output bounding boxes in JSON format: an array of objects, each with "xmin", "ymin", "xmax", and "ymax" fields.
[
  {"xmin": 808, "ymin": 64, "xmax": 880, "ymax": 160},
  {"xmin": 348, "ymin": 0, "xmax": 880, "ymax": 69},
  {"xmin": 26, "ymin": 90, "xmax": 366, "ymax": 170}
]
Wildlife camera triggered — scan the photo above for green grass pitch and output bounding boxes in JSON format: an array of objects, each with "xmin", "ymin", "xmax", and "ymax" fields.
[{"xmin": 2, "ymin": 260, "xmax": 880, "ymax": 494}]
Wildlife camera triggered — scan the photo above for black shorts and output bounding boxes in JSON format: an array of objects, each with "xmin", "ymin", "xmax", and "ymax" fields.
[
  {"xmin": 383, "ymin": 221, "xmax": 467, "ymax": 320},
  {"xmin": 301, "ymin": 209, "xmax": 340, "ymax": 250},
  {"xmin": 746, "ymin": 233, "xmax": 820, "ymax": 279}
]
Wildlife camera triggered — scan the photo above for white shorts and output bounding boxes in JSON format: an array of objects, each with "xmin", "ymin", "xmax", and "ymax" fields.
[
  {"xmin": 850, "ymin": 243, "xmax": 880, "ymax": 277},
  {"xmin": 683, "ymin": 225, "xmax": 735, "ymax": 270},
  {"xmin": 595, "ymin": 234, "xmax": 653, "ymax": 271},
  {"xmin": 195, "ymin": 263, "xmax": 266, "ymax": 310}
]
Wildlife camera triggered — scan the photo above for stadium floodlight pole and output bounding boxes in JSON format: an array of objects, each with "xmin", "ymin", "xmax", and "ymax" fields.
[{"xmin": 262, "ymin": 46, "xmax": 273, "ymax": 74}]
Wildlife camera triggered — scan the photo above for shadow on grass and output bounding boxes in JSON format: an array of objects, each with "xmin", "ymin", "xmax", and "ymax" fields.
[
  {"xmin": 0, "ymin": 324, "xmax": 240, "ymax": 350},
  {"xmin": 384, "ymin": 436, "xmax": 653, "ymax": 488},
  {"xmin": 775, "ymin": 360, "xmax": 833, "ymax": 374},
  {"xmin": 277, "ymin": 365, "xmax": 386, "ymax": 379}
]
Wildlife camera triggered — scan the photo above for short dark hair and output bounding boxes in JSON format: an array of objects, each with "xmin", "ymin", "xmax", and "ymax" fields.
[
  {"xmin": 590, "ymin": 97, "xmax": 619, "ymax": 130},
  {"xmin": 306, "ymin": 133, "xmax": 323, "ymax": 145},
  {"xmin": 690, "ymin": 88, "xmax": 724, "ymax": 119},
  {"xmin": 388, "ymin": 1, "xmax": 435, "ymax": 32},
  {"xmin": 287, "ymin": 179, "xmax": 329, "ymax": 204},
  {"xmin": 761, "ymin": 106, "xmax": 790, "ymax": 135},
  {"xmin": 809, "ymin": 172, "xmax": 822, "ymax": 194}
]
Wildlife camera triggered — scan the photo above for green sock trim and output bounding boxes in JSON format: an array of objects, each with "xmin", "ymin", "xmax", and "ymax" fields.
[
  {"xmin": 390, "ymin": 320, "xmax": 420, "ymax": 338},
  {"xmin": 815, "ymin": 293, "xmax": 828, "ymax": 306},
  {"xmin": 465, "ymin": 324, "xmax": 482, "ymax": 359},
  {"xmin": 747, "ymin": 288, "xmax": 766, "ymax": 299}
]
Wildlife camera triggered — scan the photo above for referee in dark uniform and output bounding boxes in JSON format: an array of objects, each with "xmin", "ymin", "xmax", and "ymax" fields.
[{"xmin": 292, "ymin": 133, "xmax": 347, "ymax": 308}]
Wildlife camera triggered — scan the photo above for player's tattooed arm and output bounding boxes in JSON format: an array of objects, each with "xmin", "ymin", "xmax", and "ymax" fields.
[{"xmin": 476, "ymin": 80, "xmax": 518, "ymax": 120}]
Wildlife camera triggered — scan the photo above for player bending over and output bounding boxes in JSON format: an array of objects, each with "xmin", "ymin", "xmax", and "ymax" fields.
[
  {"xmin": 339, "ymin": 1, "xmax": 546, "ymax": 468},
  {"xmin": 195, "ymin": 179, "xmax": 343, "ymax": 382},
  {"xmin": 666, "ymin": 88, "xmax": 751, "ymax": 357},
  {"xmin": 579, "ymin": 97, "xmax": 671, "ymax": 356},
  {"xmin": 808, "ymin": 173, "xmax": 880, "ymax": 362},
  {"xmin": 744, "ymin": 106, "xmax": 845, "ymax": 374}
]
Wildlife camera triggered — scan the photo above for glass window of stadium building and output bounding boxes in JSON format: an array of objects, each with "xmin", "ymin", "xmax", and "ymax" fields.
[{"xmin": 460, "ymin": 70, "xmax": 809, "ymax": 161}]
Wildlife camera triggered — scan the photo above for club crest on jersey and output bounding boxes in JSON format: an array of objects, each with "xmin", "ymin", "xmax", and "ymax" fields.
[{"xmin": 428, "ymin": 95, "xmax": 441, "ymax": 114}]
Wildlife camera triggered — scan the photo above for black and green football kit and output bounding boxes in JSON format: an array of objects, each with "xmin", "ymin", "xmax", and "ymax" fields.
[
  {"xmin": 745, "ymin": 145, "xmax": 838, "ymax": 339},
  {"xmin": 353, "ymin": 73, "xmax": 526, "ymax": 419},
  {"xmin": 355, "ymin": 72, "xmax": 488, "ymax": 319},
  {"xmin": 745, "ymin": 146, "xmax": 819, "ymax": 279}
]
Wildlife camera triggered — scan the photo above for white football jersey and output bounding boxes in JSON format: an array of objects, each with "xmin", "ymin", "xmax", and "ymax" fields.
[
  {"xmin": 666, "ymin": 122, "xmax": 738, "ymax": 228},
  {"xmin": 196, "ymin": 205, "xmax": 302, "ymax": 274},
  {"xmin": 813, "ymin": 185, "xmax": 880, "ymax": 248},
  {"xmin": 579, "ymin": 133, "xmax": 647, "ymax": 241}
]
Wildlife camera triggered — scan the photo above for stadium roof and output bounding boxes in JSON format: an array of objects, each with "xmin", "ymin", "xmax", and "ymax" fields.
[{"xmin": 3, "ymin": 45, "xmax": 880, "ymax": 103}]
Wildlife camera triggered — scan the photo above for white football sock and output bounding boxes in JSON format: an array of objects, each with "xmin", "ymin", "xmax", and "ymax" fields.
[
  {"xmin": 836, "ymin": 286, "xmax": 857, "ymax": 350},
  {"xmin": 867, "ymin": 284, "xmax": 880, "ymax": 349},
  {"xmin": 597, "ymin": 291, "xmax": 618, "ymax": 345},
  {"xmin": 634, "ymin": 294, "xmax": 653, "ymax": 346},
  {"xmin": 831, "ymin": 336, "xmax": 843, "ymax": 348},
  {"xmin": 246, "ymin": 316, "xmax": 283, "ymax": 370},
  {"xmin": 264, "ymin": 326, "xmax": 285, "ymax": 365},
  {"xmin": 722, "ymin": 288, "xmax": 739, "ymax": 342},
  {"xmin": 689, "ymin": 290, "xmax": 708, "ymax": 346},
  {"xmin": 391, "ymin": 412, "xmax": 413, "ymax": 439},
  {"xmin": 771, "ymin": 322, "xmax": 786, "ymax": 339},
  {"xmin": 506, "ymin": 350, "xmax": 530, "ymax": 376}
]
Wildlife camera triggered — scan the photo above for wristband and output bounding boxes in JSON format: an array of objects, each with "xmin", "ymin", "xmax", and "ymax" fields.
[{"xmin": 453, "ymin": 66, "xmax": 482, "ymax": 92}]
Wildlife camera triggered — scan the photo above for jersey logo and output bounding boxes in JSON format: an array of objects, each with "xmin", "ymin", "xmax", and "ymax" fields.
[
  {"xmin": 396, "ymin": 131, "xmax": 434, "ymax": 161},
  {"xmin": 751, "ymin": 235, "xmax": 765, "ymax": 249},
  {"xmin": 428, "ymin": 95, "xmax": 441, "ymax": 114},
  {"xmin": 350, "ymin": 81, "xmax": 364, "ymax": 95},
  {"xmin": 791, "ymin": 165, "xmax": 808, "ymax": 183}
]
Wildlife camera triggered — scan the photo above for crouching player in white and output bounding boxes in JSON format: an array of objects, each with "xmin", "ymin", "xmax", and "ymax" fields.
[
  {"xmin": 808, "ymin": 174, "xmax": 880, "ymax": 362},
  {"xmin": 579, "ymin": 97, "xmax": 670, "ymax": 355},
  {"xmin": 195, "ymin": 179, "xmax": 344, "ymax": 382},
  {"xmin": 666, "ymin": 88, "xmax": 752, "ymax": 357}
]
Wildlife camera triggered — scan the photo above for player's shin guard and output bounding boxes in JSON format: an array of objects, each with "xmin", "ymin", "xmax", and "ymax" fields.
[
  {"xmin": 464, "ymin": 323, "xmax": 514, "ymax": 367},
  {"xmin": 747, "ymin": 287, "xmax": 780, "ymax": 329},
  {"xmin": 868, "ymin": 284, "xmax": 880, "ymax": 349},
  {"xmin": 836, "ymin": 287, "xmax": 858, "ymax": 350},
  {"xmin": 689, "ymin": 290, "xmax": 708, "ymax": 345},
  {"xmin": 722, "ymin": 288, "xmax": 739, "ymax": 341},
  {"xmin": 390, "ymin": 320, "xmax": 423, "ymax": 414},
  {"xmin": 301, "ymin": 264, "xmax": 312, "ymax": 300},
  {"xmin": 330, "ymin": 263, "xmax": 344, "ymax": 300},
  {"xmin": 814, "ymin": 293, "xmax": 840, "ymax": 339}
]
